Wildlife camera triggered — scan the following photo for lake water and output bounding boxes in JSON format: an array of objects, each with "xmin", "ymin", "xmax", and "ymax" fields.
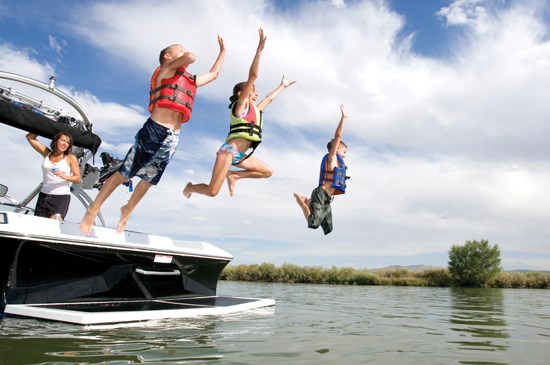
[{"xmin": 1, "ymin": 281, "xmax": 549, "ymax": 364}]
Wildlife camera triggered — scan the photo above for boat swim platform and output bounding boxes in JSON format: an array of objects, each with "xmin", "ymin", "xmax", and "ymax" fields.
[{"xmin": 4, "ymin": 295, "xmax": 275, "ymax": 325}]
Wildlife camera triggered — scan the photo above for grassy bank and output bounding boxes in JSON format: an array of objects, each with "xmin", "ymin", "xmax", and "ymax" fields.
[{"xmin": 220, "ymin": 263, "xmax": 550, "ymax": 288}]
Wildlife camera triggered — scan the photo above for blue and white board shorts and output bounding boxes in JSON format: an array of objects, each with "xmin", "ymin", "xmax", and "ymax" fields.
[{"xmin": 118, "ymin": 118, "xmax": 179, "ymax": 185}]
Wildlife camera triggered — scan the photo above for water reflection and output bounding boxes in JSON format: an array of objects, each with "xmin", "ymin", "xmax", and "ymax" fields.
[
  {"xmin": 0, "ymin": 314, "xmax": 240, "ymax": 364},
  {"xmin": 449, "ymin": 288, "xmax": 510, "ymax": 364}
]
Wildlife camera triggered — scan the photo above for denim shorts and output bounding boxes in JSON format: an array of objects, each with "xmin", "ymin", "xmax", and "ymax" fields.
[{"xmin": 118, "ymin": 118, "xmax": 179, "ymax": 185}]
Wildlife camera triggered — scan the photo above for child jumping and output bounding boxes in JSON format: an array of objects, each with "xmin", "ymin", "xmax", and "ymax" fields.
[
  {"xmin": 80, "ymin": 35, "xmax": 226, "ymax": 235},
  {"xmin": 183, "ymin": 28, "xmax": 295, "ymax": 198},
  {"xmin": 294, "ymin": 105, "xmax": 349, "ymax": 235}
]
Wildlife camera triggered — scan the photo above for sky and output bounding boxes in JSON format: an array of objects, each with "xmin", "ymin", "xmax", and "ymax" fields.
[{"xmin": 1, "ymin": 0, "xmax": 550, "ymax": 271}]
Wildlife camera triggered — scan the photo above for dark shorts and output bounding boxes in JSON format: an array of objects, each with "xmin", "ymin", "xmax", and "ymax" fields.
[
  {"xmin": 34, "ymin": 192, "xmax": 70, "ymax": 219},
  {"xmin": 308, "ymin": 186, "xmax": 333, "ymax": 235},
  {"xmin": 118, "ymin": 118, "xmax": 179, "ymax": 186}
]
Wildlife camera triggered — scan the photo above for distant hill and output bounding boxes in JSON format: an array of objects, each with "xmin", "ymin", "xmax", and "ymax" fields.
[
  {"xmin": 376, "ymin": 265, "xmax": 442, "ymax": 272},
  {"xmin": 377, "ymin": 265, "xmax": 549, "ymax": 273}
]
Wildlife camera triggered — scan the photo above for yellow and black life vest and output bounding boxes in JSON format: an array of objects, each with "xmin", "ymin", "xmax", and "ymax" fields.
[
  {"xmin": 224, "ymin": 102, "xmax": 263, "ymax": 162},
  {"xmin": 226, "ymin": 102, "xmax": 263, "ymax": 143}
]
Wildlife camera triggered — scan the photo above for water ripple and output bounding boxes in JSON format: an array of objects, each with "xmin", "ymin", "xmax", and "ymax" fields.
[{"xmin": 1, "ymin": 283, "xmax": 549, "ymax": 364}]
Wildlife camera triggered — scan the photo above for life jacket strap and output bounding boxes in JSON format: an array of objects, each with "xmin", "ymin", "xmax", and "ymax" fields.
[
  {"xmin": 150, "ymin": 84, "xmax": 195, "ymax": 100},
  {"xmin": 229, "ymin": 122, "xmax": 262, "ymax": 137},
  {"xmin": 233, "ymin": 141, "xmax": 260, "ymax": 165},
  {"xmin": 320, "ymin": 169, "xmax": 349, "ymax": 186},
  {"xmin": 150, "ymin": 95, "xmax": 193, "ymax": 111}
]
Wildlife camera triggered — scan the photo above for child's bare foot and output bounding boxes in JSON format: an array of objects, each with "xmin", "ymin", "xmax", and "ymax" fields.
[
  {"xmin": 116, "ymin": 205, "xmax": 130, "ymax": 233},
  {"xmin": 294, "ymin": 193, "xmax": 311, "ymax": 220},
  {"xmin": 226, "ymin": 172, "xmax": 237, "ymax": 197},
  {"xmin": 183, "ymin": 182, "xmax": 192, "ymax": 198},
  {"xmin": 80, "ymin": 206, "xmax": 99, "ymax": 235}
]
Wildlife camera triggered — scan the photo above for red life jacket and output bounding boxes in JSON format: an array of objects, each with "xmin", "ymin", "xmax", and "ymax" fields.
[{"xmin": 149, "ymin": 66, "xmax": 197, "ymax": 123}]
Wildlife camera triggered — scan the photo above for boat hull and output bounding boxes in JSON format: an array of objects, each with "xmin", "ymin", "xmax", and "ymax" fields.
[{"xmin": 0, "ymin": 212, "xmax": 273, "ymax": 324}]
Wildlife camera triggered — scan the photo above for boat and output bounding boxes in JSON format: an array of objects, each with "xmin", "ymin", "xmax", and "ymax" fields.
[{"xmin": 0, "ymin": 71, "xmax": 274, "ymax": 325}]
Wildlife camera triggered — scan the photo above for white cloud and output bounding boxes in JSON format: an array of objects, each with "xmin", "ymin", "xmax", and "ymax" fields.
[
  {"xmin": 48, "ymin": 35, "xmax": 67, "ymax": 59},
  {"xmin": 0, "ymin": 43, "xmax": 53, "ymax": 80},
  {"xmin": 1, "ymin": 0, "xmax": 550, "ymax": 270},
  {"xmin": 437, "ymin": 0, "xmax": 490, "ymax": 32}
]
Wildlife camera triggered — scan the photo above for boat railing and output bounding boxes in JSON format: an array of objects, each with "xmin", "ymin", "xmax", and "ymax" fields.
[
  {"xmin": 0, "ymin": 71, "xmax": 127, "ymax": 227},
  {"xmin": 0, "ymin": 71, "xmax": 92, "ymax": 131},
  {"xmin": 0, "ymin": 183, "xmax": 35, "ymax": 215}
]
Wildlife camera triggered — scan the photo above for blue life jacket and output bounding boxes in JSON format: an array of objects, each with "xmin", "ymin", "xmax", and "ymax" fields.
[{"xmin": 318, "ymin": 153, "xmax": 349, "ymax": 195}]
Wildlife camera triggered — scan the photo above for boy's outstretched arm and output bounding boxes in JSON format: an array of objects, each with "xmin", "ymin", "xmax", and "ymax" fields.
[
  {"xmin": 257, "ymin": 74, "xmax": 297, "ymax": 111},
  {"xmin": 163, "ymin": 50, "xmax": 196, "ymax": 74},
  {"xmin": 196, "ymin": 34, "xmax": 226, "ymax": 87},
  {"xmin": 328, "ymin": 105, "xmax": 348, "ymax": 158}
]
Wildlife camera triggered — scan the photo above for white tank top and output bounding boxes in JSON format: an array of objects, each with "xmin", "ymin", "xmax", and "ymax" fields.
[{"xmin": 41, "ymin": 155, "xmax": 72, "ymax": 195}]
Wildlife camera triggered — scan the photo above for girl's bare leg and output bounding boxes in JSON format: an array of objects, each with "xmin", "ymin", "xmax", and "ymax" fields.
[{"xmin": 226, "ymin": 156, "xmax": 272, "ymax": 196}]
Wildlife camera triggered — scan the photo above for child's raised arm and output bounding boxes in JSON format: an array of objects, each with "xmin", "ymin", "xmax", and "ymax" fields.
[
  {"xmin": 234, "ymin": 28, "xmax": 267, "ymax": 116},
  {"xmin": 328, "ymin": 105, "xmax": 348, "ymax": 158},
  {"xmin": 257, "ymin": 74, "xmax": 297, "ymax": 111},
  {"xmin": 196, "ymin": 34, "xmax": 226, "ymax": 87}
]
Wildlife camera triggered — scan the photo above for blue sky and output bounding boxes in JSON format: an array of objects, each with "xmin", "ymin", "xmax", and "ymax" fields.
[{"xmin": 1, "ymin": 0, "xmax": 550, "ymax": 270}]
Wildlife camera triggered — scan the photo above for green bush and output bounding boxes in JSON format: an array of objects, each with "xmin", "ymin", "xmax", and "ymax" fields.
[
  {"xmin": 494, "ymin": 271, "xmax": 550, "ymax": 289},
  {"xmin": 525, "ymin": 272, "xmax": 550, "ymax": 288},
  {"xmin": 448, "ymin": 239, "xmax": 502, "ymax": 287},
  {"xmin": 418, "ymin": 268, "xmax": 453, "ymax": 287}
]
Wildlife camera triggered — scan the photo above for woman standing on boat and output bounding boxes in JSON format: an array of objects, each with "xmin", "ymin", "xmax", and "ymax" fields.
[{"xmin": 26, "ymin": 132, "xmax": 81, "ymax": 220}]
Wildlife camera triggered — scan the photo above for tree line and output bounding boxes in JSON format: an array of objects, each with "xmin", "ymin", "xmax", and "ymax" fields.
[{"xmin": 221, "ymin": 239, "xmax": 550, "ymax": 288}]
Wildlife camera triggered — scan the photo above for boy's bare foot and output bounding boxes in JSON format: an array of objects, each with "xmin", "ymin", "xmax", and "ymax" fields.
[
  {"xmin": 294, "ymin": 193, "xmax": 311, "ymax": 220},
  {"xmin": 116, "ymin": 205, "xmax": 130, "ymax": 233},
  {"xmin": 183, "ymin": 182, "xmax": 192, "ymax": 198},
  {"xmin": 226, "ymin": 172, "xmax": 237, "ymax": 197},
  {"xmin": 80, "ymin": 206, "xmax": 99, "ymax": 235}
]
